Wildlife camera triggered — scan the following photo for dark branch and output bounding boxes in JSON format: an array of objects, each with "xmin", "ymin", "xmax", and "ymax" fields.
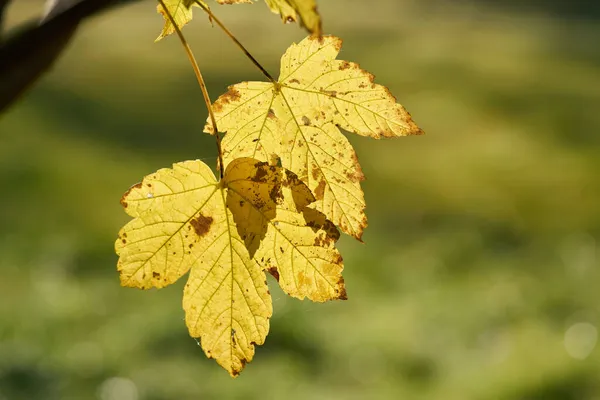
[
  {"xmin": 0, "ymin": 0, "xmax": 139, "ymax": 114},
  {"xmin": 0, "ymin": 0, "xmax": 11, "ymax": 41}
]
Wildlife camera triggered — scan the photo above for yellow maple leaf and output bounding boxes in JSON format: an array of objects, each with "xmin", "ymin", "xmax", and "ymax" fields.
[
  {"xmin": 156, "ymin": 0, "xmax": 202, "ymax": 41},
  {"xmin": 225, "ymin": 158, "xmax": 346, "ymax": 301},
  {"xmin": 205, "ymin": 35, "xmax": 423, "ymax": 240},
  {"xmin": 116, "ymin": 157, "xmax": 344, "ymax": 375},
  {"xmin": 263, "ymin": 0, "xmax": 321, "ymax": 35}
]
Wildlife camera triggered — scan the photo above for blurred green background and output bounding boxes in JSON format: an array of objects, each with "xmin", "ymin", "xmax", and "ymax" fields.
[{"xmin": 1, "ymin": 0, "xmax": 600, "ymax": 399}]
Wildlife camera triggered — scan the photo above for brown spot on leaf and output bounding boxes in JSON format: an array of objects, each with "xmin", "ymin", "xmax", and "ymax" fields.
[
  {"xmin": 313, "ymin": 235, "xmax": 327, "ymax": 247},
  {"xmin": 314, "ymin": 180, "xmax": 326, "ymax": 200},
  {"xmin": 288, "ymin": 78, "xmax": 300, "ymax": 84},
  {"xmin": 347, "ymin": 152, "xmax": 366, "ymax": 182},
  {"xmin": 339, "ymin": 61, "xmax": 351, "ymax": 70},
  {"xmin": 267, "ymin": 109, "xmax": 276, "ymax": 119},
  {"xmin": 337, "ymin": 276, "xmax": 348, "ymax": 300},
  {"xmin": 190, "ymin": 214, "xmax": 213, "ymax": 237},
  {"xmin": 251, "ymin": 162, "xmax": 269, "ymax": 182},
  {"xmin": 311, "ymin": 165, "xmax": 320, "ymax": 181},
  {"xmin": 120, "ymin": 182, "xmax": 142, "ymax": 208},
  {"xmin": 213, "ymin": 86, "xmax": 241, "ymax": 114},
  {"xmin": 301, "ymin": 116, "xmax": 311, "ymax": 126},
  {"xmin": 153, "ymin": 272, "xmax": 160, "ymax": 279}
]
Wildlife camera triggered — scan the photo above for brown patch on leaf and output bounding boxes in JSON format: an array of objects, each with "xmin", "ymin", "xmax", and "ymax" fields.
[
  {"xmin": 120, "ymin": 182, "xmax": 142, "ymax": 208},
  {"xmin": 190, "ymin": 214, "xmax": 213, "ymax": 237},
  {"xmin": 349, "ymin": 152, "xmax": 365, "ymax": 182},
  {"xmin": 356, "ymin": 214, "xmax": 368, "ymax": 243},
  {"xmin": 230, "ymin": 358, "xmax": 247, "ymax": 378},
  {"xmin": 332, "ymin": 36, "xmax": 342, "ymax": 51},
  {"xmin": 251, "ymin": 162, "xmax": 269, "ymax": 182},
  {"xmin": 288, "ymin": 78, "xmax": 300, "ymax": 84},
  {"xmin": 152, "ymin": 272, "xmax": 160, "ymax": 279},
  {"xmin": 314, "ymin": 180, "xmax": 326, "ymax": 200},
  {"xmin": 311, "ymin": 165, "xmax": 320, "ymax": 181},
  {"xmin": 267, "ymin": 109, "xmax": 276, "ymax": 119},
  {"xmin": 213, "ymin": 86, "xmax": 241, "ymax": 114},
  {"xmin": 336, "ymin": 276, "xmax": 348, "ymax": 300},
  {"xmin": 339, "ymin": 61, "xmax": 351, "ymax": 70},
  {"xmin": 301, "ymin": 115, "xmax": 311, "ymax": 126}
]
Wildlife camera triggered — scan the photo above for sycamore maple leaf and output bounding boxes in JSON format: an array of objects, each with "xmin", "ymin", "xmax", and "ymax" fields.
[
  {"xmin": 115, "ymin": 157, "xmax": 344, "ymax": 376},
  {"xmin": 263, "ymin": 0, "xmax": 321, "ymax": 35},
  {"xmin": 156, "ymin": 0, "xmax": 321, "ymax": 41},
  {"xmin": 205, "ymin": 35, "xmax": 423, "ymax": 240}
]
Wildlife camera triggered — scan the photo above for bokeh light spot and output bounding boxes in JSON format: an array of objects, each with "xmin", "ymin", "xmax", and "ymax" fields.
[{"xmin": 564, "ymin": 322, "xmax": 597, "ymax": 360}]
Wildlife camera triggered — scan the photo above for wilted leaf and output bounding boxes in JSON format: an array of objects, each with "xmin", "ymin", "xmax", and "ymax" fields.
[
  {"xmin": 205, "ymin": 35, "xmax": 423, "ymax": 240},
  {"xmin": 116, "ymin": 157, "xmax": 344, "ymax": 375},
  {"xmin": 263, "ymin": 0, "xmax": 321, "ymax": 35}
]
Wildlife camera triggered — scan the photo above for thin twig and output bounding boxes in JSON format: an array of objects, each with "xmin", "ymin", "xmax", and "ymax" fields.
[
  {"xmin": 157, "ymin": 0, "xmax": 224, "ymax": 178},
  {"xmin": 194, "ymin": 0, "xmax": 275, "ymax": 83}
]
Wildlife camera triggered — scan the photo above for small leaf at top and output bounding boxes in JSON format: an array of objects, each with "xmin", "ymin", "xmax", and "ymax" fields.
[
  {"xmin": 263, "ymin": 0, "xmax": 321, "ymax": 35},
  {"xmin": 156, "ymin": 0, "xmax": 319, "ymax": 41},
  {"xmin": 156, "ymin": 0, "xmax": 203, "ymax": 41},
  {"xmin": 204, "ymin": 35, "xmax": 423, "ymax": 241}
]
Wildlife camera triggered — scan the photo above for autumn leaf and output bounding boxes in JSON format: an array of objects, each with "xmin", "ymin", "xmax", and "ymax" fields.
[
  {"xmin": 263, "ymin": 0, "xmax": 321, "ymax": 35},
  {"xmin": 224, "ymin": 158, "xmax": 346, "ymax": 301},
  {"xmin": 156, "ymin": 0, "xmax": 319, "ymax": 41},
  {"xmin": 156, "ymin": 0, "xmax": 251, "ymax": 41},
  {"xmin": 205, "ymin": 35, "xmax": 423, "ymax": 240},
  {"xmin": 116, "ymin": 157, "xmax": 344, "ymax": 375},
  {"xmin": 156, "ymin": 0, "xmax": 201, "ymax": 41}
]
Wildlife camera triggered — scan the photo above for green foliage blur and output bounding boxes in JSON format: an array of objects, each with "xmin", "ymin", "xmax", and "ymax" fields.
[{"xmin": 1, "ymin": 0, "xmax": 599, "ymax": 399}]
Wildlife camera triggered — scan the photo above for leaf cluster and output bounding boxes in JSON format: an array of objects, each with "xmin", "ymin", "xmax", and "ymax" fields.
[{"xmin": 116, "ymin": 0, "xmax": 423, "ymax": 377}]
